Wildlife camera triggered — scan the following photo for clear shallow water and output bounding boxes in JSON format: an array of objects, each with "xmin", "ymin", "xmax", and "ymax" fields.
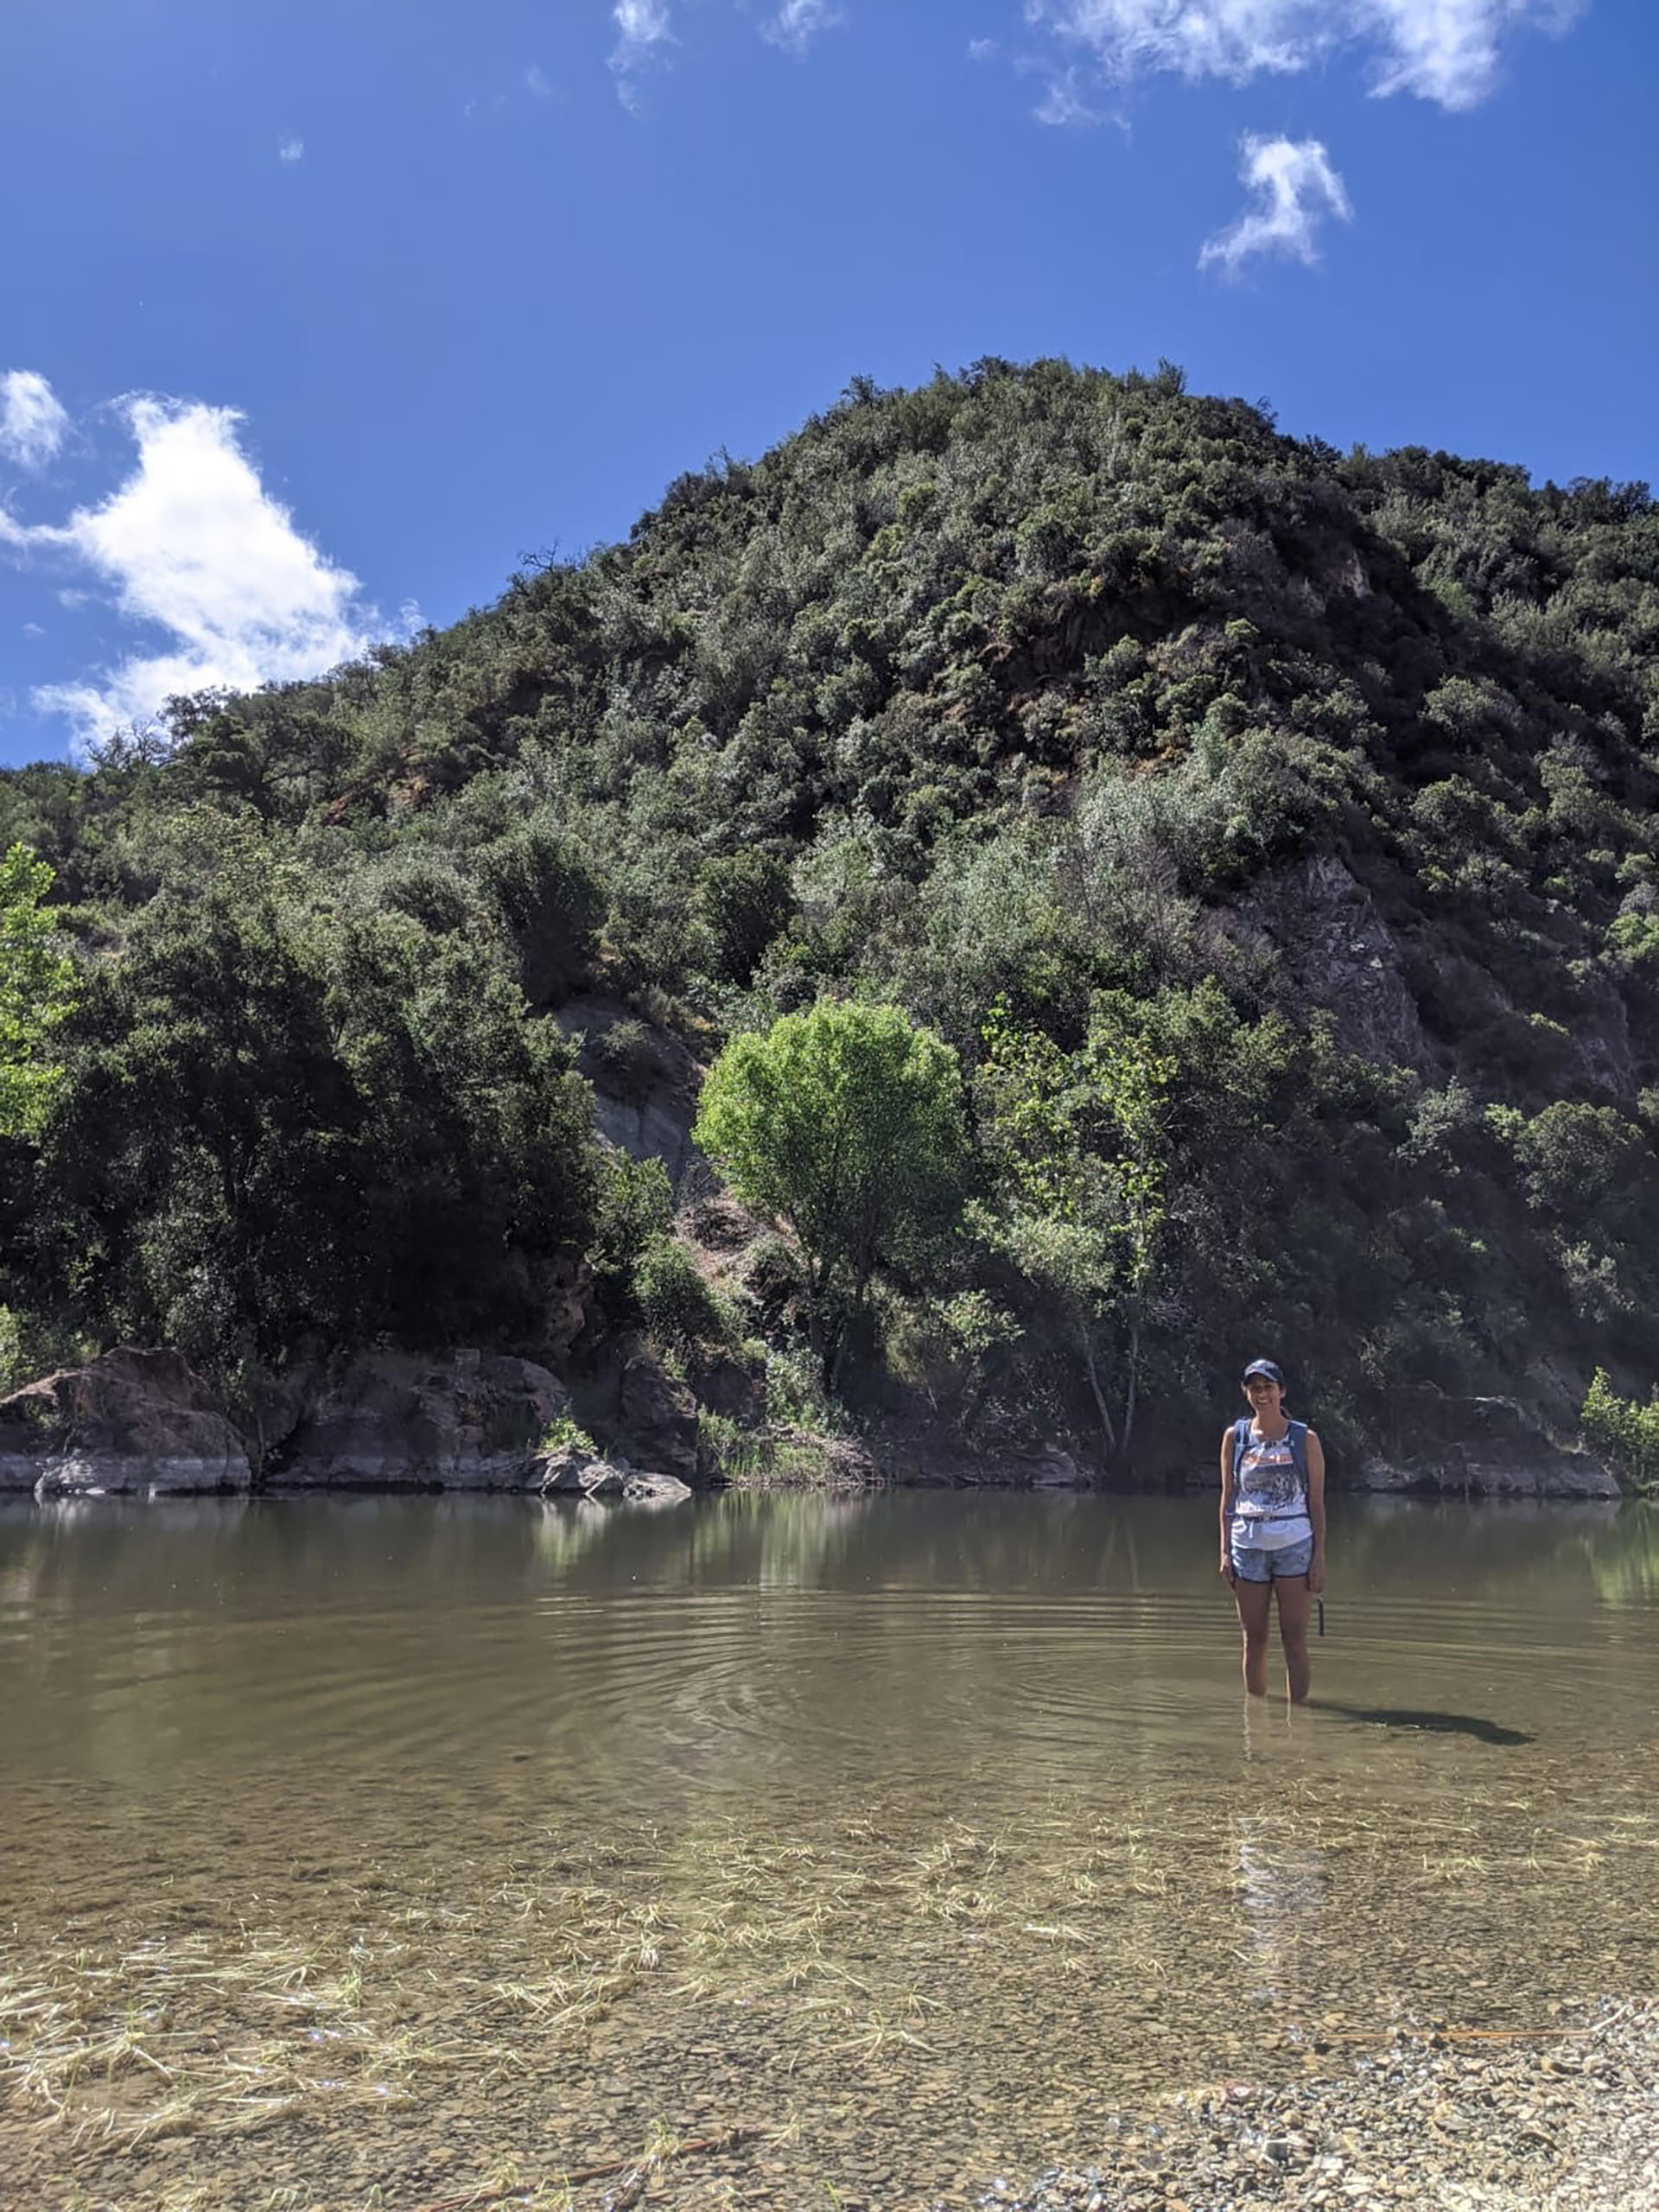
[{"xmin": 2, "ymin": 1492, "xmax": 1656, "ymax": 2210}]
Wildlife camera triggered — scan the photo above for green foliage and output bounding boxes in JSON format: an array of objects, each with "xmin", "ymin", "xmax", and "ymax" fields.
[
  {"xmin": 35, "ymin": 874, "xmax": 601, "ymax": 1369},
  {"xmin": 633, "ymin": 1235, "xmax": 734, "ymax": 1352},
  {"xmin": 1582, "ymin": 1368, "xmax": 1659, "ymax": 1494},
  {"xmin": 880, "ymin": 1287, "xmax": 1022, "ymax": 1405},
  {"xmin": 691, "ymin": 849, "xmax": 795, "ymax": 987},
  {"xmin": 588, "ymin": 1017, "xmax": 668, "ymax": 1105},
  {"xmin": 0, "ymin": 843, "xmax": 79, "ymax": 1139},
  {"xmin": 586, "ymin": 1152, "xmax": 674, "ymax": 1334},
  {"xmin": 1, "ymin": 359, "xmax": 1656, "ymax": 1448},
  {"xmin": 972, "ymin": 996, "xmax": 1173, "ymax": 1454},
  {"xmin": 540, "ymin": 1412, "xmax": 598, "ymax": 1456},
  {"xmin": 478, "ymin": 821, "xmax": 602, "ymax": 1007},
  {"xmin": 694, "ymin": 997, "xmax": 969, "ymax": 1382}
]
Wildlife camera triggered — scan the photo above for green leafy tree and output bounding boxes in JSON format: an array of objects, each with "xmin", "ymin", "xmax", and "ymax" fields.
[
  {"xmin": 37, "ymin": 885, "xmax": 601, "ymax": 1368},
  {"xmin": 972, "ymin": 997, "xmax": 1173, "ymax": 1460},
  {"xmin": 694, "ymin": 996, "xmax": 968, "ymax": 1385},
  {"xmin": 0, "ymin": 843, "xmax": 79, "ymax": 1140},
  {"xmin": 692, "ymin": 849, "xmax": 795, "ymax": 987}
]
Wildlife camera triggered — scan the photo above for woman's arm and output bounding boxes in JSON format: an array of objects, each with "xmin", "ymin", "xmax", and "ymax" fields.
[
  {"xmin": 1218, "ymin": 1427, "xmax": 1236, "ymax": 1579},
  {"xmin": 1305, "ymin": 1427, "xmax": 1326, "ymax": 1595}
]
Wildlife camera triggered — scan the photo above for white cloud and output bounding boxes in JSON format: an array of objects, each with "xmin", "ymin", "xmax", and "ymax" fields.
[
  {"xmin": 3, "ymin": 397, "xmax": 374, "ymax": 750},
  {"xmin": 1199, "ymin": 132, "xmax": 1352, "ymax": 273},
  {"xmin": 1027, "ymin": 0, "xmax": 1586, "ymax": 111},
  {"xmin": 0, "ymin": 371, "xmax": 71, "ymax": 471},
  {"xmin": 969, "ymin": 36, "xmax": 1000, "ymax": 60},
  {"xmin": 1034, "ymin": 65, "xmax": 1102, "ymax": 123},
  {"xmin": 277, "ymin": 137, "xmax": 304, "ymax": 163},
  {"xmin": 761, "ymin": 1, "xmax": 842, "ymax": 56},
  {"xmin": 611, "ymin": 0, "xmax": 674, "ymax": 107},
  {"xmin": 524, "ymin": 63, "xmax": 556, "ymax": 98}
]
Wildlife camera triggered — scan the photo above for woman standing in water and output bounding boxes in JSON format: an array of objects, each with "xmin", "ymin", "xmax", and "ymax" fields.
[{"xmin": 1220, "ymin": 1359, "xmax": 1326, "ymax": 1701}]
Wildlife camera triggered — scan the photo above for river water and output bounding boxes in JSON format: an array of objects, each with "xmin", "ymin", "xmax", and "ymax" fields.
[{"xmin": 3, "ymin": 1492, "xmax": 1656, "ymax": 2210}]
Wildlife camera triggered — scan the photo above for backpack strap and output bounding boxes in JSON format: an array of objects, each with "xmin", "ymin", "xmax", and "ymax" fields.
[
  {"xmin": 1287, "ymin": 1420, "xmax": 1307, "ymax": 1478},
  {"xmin": 1231, "ymin": 1416, "xmax": 1253, "ymax": 1476}
]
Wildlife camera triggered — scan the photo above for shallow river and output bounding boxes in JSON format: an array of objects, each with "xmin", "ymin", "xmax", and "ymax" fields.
[{"xmin": 3, "ymin": 1492, "xmax": 1656, "ymax": 2210}]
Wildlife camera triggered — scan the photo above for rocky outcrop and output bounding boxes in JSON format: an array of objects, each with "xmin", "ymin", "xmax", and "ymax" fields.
[
  {"xmin": 537, "ymin": 1445, "xmax": 692, "ymax": 1507},
  {"xmin": 859, "ymin": 1413, "xmax": 1086, "ymax": 1490},
  {"xmin": 1226, "ymin": 853, "xmax": 1432, "ymax": 1067},
  {"xmin": 615, "ymin": 1352, "xmax": 702, "ymax": 1484},
  {"xmin": 0, "ymin": 1348, "xmax": 251, "ymax": 1498},
  {"xmin": 556, "ymin": 995, "xmax": 709, "ymax": 1194},
  {"xmin": 269, "ymin": 1350, "xmax": 570, "ymax": 1490},
  {"xmin": 1351, "ymin": 1388, "xmax": 1619, "ymax": 1498}
]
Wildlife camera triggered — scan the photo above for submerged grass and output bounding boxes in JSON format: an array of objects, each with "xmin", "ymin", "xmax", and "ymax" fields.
[{"xmin": 5, "ymin": 1764, "xmax": 1658, "ymax": 2209}]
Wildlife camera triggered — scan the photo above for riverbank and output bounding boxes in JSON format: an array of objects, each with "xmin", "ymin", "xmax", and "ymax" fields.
[
  {"xmin": 979, "ymin": 2000, "xmax": 1658, "ymax": 2212},
  {"xmin": 0, "ymin": 1344, "xmax": 1627, "ymax": 1501}
]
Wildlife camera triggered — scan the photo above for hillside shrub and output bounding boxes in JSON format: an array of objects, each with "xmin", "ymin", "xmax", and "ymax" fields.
[{"xmin": 1582, "ymin": 1368, "xmax": 1659, "ymax": 1494}]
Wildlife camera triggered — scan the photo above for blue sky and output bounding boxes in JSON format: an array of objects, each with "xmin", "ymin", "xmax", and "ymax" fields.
[{"xmin": 1, "ymin": 0, "xmax": 1653, "ymax": 766}]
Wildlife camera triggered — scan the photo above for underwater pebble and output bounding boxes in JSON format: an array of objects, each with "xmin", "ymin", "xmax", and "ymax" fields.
[{"xmin": 970, "ymin": 2001, "xmax": 1658, "ymax": 2212}]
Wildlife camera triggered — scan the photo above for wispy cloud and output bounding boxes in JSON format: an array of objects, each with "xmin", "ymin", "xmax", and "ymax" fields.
[
  {"xmin": 761, "ymin": 1, "xmax": 842, "ymax": 57},
  {"xmin": 611, "ymin": 0, "xmax": 674, "ymax": 108},
  {"xmin": 1199, "ymin": 132, "xmax": 1352, "ymax": 274},
  {"xmin": 1027, "ymin": 0, "xmax": 1586, "ymax": 112},
  {"xmin": 2, "ymin": 389, "xmax": 376, "ymax": 750},
  {"xmin": 277, "ymin": 137, "xmax": 305, "ymax": 163},
  {"xmin": 1033, "ymin": 66, "xmax": 1099, "ymax": 124},
  {"xmin": 0, "ymin": 371, "xmax": 71, "ymax": 471}
]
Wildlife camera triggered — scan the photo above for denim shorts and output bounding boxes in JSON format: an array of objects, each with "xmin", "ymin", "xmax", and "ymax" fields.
[{"xmin": 1230, "ymin": 1535, "xmax": 1314, "ymax": 1584}]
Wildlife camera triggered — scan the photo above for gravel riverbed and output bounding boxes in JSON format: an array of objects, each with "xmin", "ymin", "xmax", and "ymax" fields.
[{"xmin": 970, "ymin": 2001, "xmax": 1658, "ymax": 2212}]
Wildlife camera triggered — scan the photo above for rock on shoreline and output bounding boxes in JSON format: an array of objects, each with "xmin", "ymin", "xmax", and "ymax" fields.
[
  {"xmin": 267, "ymin": 1348, "xmax": 570, "ymax": 1491},
  {"xmin": 0, "ymin": 1346, "xmax": 1627, "ymax": 1503},
  {"xmin": 0, "ymin": 1348, "xmax": 251, "ymax": 1499},
  {"xmin": 1354, "ymin": 1388, "xmax": 1619, "ymax": 1501},
  {"xmin": 0, "ymin": 1345, "xmax": 698, "ymax": 1503}
]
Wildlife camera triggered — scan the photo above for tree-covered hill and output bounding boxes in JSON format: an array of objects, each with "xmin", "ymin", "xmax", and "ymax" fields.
[{"xmin": 3, "ymin": 359, "xmax": 1657, "ymax": 1478}]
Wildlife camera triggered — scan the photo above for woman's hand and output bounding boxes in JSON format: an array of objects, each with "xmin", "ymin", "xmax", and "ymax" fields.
[
  {"xmin": 1218, "ymin": 1553, "xmax": 1235, "ymax": 1583},
  {"xmin": 1306, "ymin": 1551, "xmax": 1325, "ymax": 1596}
]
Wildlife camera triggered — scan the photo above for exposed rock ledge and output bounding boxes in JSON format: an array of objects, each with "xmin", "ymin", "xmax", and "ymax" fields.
[
  {"xmin": 267, "ymin": 1349, "xmax": 570, "ymax": 1491},
  {"xmin": 1350, "ymin": 1388, "xmax": 1619, "ymax": 1499},
  {"xmin": 0, "ymin": 1346, "xmax": 699, "ymax": 1503},
  {"xmin": 0, "ymin": 1348, "xmax": 251, "ymax": 1499},
  {"xmin": 0, "ymin": 1351, "xmax": 1625, "ymax": 1503}
]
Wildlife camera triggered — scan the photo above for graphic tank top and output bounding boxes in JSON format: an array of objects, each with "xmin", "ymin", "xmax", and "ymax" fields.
[{"xmin": 1231, "ymin": 1421, "xmax": 1312, "ymax": 1552}]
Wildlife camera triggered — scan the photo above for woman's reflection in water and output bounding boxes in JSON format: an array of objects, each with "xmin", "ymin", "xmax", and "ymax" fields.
[{"xmin": 1235, "ymin": 1697, "xmax": 1327, "ymax": 2011}]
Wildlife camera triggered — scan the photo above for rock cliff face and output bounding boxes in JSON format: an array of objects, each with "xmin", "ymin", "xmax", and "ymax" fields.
[
  {"xmin": 268, "ymin": 1351, "xmax": 570, "ymax": 1490},
  {"xmin": 555, "ymin": 995, "xmax": 709, "ymax": 1194},
  {"xmin": 0, "ymin": 1348, "xmax": 251, "ymax": 1498},
  {"xmin": 1225, "ymin": 854, "xmax": 1432, "ymax": 1068}
]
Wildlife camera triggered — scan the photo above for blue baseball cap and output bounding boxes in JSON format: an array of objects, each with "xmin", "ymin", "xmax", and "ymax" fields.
[{"xmin": 1242, "ymin": 1359, "xmax": 1285, "ymax": 1386}]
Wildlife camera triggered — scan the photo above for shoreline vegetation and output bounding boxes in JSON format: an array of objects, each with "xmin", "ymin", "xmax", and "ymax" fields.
[{"xmin": 2, "ymin": 360, "xmax": 1657, "ymax": 1492}]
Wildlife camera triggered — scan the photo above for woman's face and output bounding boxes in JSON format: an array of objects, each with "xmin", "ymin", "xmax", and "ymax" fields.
[{"xmin": 1243, "ymin": 1374, "xmax": 1284, "ymax": 1420}]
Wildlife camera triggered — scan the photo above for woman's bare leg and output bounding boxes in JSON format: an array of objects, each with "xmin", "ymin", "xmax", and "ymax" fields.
[
  {"xmin": 1233, "ymin": 1576, "xmax": 1273, "ymax": 1697},
  {"xmin": 1274, "ymin": 1575, "xmax": 1313, "ymax": 1704}
]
